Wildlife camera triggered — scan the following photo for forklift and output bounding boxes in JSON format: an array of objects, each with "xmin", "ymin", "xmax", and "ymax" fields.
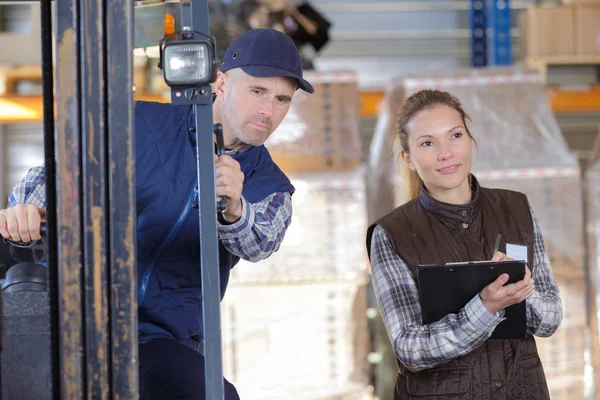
[{"xmin": 0, "ymin": 0, "xmax": 227, "ymax": 398}]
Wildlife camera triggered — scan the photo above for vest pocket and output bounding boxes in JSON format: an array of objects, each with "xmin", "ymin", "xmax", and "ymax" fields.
[
  {"xmin": 406, "ymin": 366, "xmax": 472, "ymax": 399},
  {"xmin": 517, "ymin": 353, "xmax": 550, "ymax": 399}
]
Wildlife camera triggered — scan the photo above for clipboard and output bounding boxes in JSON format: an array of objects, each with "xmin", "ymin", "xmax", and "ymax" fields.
[{"xmin": 417, "ymin": 261, "xmax": 527, "ymax": 339}]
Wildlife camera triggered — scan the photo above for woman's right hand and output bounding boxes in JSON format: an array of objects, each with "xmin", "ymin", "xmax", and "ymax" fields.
[
  {"xmin": 479, "ymin": 251, "xmax": 534, "ymax": 314},
  {"xmin": 0, "ymin": 204, "xmax": 46, "ymax": 243}
]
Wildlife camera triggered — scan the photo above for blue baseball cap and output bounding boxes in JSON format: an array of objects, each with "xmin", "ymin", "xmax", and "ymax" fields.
[{"xmin": 220, "ymin": 29, "xmax": 314, "ymax": 94}]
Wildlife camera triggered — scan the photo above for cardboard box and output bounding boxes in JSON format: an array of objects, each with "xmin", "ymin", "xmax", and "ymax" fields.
[
  {"xmin": 574, "ymin": 5, "xmax": 600, "ymax": 55},
  {"xmin": 133, "ymin": 65, "xmax": 147, "ymax": 94},
  {"xmin": 265, "ymin": 71, "xmax": 363, "ymax": 174},
  {"xmin": 520, "ymin": 6, "xmax": 575, "ymax": 57},
  {"xmin": 562, "ymin": 0, "xmax": 600, "ymax": 4}
]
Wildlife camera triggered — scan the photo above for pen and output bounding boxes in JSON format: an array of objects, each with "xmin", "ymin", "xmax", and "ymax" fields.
[{"xmin": 491, "ymin": 232, "xmax": 502, "ymax": 259}]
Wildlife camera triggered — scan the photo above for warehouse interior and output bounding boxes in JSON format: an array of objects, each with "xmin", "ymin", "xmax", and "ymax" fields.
[{"xmin": 0, "ymin": 0, "xmax": 599, "ymax": 399}]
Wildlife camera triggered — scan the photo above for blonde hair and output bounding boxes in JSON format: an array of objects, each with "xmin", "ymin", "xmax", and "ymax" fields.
[{"xmin": 396, "ymin": 89, "xmax": 476, "ymax": 199}]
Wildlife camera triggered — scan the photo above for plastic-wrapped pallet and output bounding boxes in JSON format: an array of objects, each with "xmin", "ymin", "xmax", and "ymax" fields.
[
  {"xmin": 264, "ymin": 71, "xmax": 363, "ymax": 174},
  {"xmin": 586, "ymin": 162, "xmax": 600, "ymax": 398},
  {"xmin": 220, "ymin": 71, "xmax": 371, "ymax": 398},
  {"xmin": 221, "ymin": 282, "xmax": 371, "ymax": 400},
  {"xmin": 222, "ymin": 169, "xmax": 371, "ymax": 399},
  {"xmin": 229, "ymin": 169, "xmax": 368, "ymax": 283},
  {"xmin": 367, "ymin": 67, "xmax": 589, "ymax": 399},
  {"xmin": 475, "ymin": 172, "xmax": 587, "ymax": 398}
]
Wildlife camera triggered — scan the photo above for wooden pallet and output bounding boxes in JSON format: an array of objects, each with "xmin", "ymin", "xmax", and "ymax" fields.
[{"xmin": 523, "ymin": 55, "xmax": 600, "ymax": 85}]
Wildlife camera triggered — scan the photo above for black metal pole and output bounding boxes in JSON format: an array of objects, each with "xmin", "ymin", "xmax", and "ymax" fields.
[
  {"xmin": 181, "ymin": 1, "xmax": 225, "ymax": 398},
  {"xmin": 40, "ymin": 0, "xmax": 59, "ymax": 398},
  {"xmin": 194, "ymin": 100, "xmax": 225, "ymax": 400}
]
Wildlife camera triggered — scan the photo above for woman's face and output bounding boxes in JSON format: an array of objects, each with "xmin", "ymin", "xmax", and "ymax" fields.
[{"xmin": 402, "ymin": 104, "xmax": 473, "ymax": 199}]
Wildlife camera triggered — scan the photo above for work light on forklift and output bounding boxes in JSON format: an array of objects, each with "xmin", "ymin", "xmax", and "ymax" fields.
[
  {"xmin": 164, "ymin": 41, "xmax": 210, "ymax": 84},
  {"xmin": 159, "ymin": 30, "xmax": 218, "ymax": 87}
]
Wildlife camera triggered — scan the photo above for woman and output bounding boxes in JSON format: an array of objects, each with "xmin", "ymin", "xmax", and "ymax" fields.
[{"xmin": 366, "ymin": 89, "xmax": 562, "ymax": 399}]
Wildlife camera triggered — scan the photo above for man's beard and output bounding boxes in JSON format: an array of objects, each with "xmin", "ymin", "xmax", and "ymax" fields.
[{"xmin": 224, "ymin": 105, "xmax": 271, "ymax": 147}]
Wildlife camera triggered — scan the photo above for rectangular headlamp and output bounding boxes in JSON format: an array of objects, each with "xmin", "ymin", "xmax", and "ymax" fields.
[{"xmin": 163, "ymin": 40, "xmax": 213, "ymax": 87}]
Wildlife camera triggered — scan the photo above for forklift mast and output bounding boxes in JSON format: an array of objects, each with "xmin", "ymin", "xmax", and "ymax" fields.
[{"xmin": 0, "ymin": 1, "xmax": 225, "ymax": 398}]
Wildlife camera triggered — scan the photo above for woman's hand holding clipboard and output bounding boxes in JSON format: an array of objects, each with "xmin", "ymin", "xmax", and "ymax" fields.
[
  {"xmin": 479, "ymin": 251, "xmax": 535, "ymax": 315},
  {"xmin": 418, "ymin": 249, "xmax": 532, "ymax": 339}
]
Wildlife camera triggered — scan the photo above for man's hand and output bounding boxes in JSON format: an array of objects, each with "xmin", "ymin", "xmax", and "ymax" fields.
[
  {"xmin": 215, "ymin": 154, "xmax": 245, "ymax": 223},
  {"xmin": 0, "ymin": 204, "xmax": 46, "ymax": 242},
  {"xmin": 479, "ymin": 251, "xmax": 535, "ymax": 314}
]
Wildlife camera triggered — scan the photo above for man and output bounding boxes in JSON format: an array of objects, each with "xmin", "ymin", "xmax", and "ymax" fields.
[{"xmin": 0, "ymin": 28, "xmax": 313, "ymax": 399}]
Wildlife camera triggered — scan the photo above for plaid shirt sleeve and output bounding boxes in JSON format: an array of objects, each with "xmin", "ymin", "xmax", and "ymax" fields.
[
  {"xmin": 525, "ymin": 207, "xmax": 563, "ymax": 337},
  {"xmin": 370, "ymin": 225, "xmax": 505, "ymax": 373},
  {"xmin": 218, "ymin": 191, "xmax": 292, "ymax": 262},
  {"xmin": 5, "ymin": 166, "xmax": 46, "ymax": 248},
  {"xmin": 7, "ymin": 166, "xmax": 47, "ymax": 208}
]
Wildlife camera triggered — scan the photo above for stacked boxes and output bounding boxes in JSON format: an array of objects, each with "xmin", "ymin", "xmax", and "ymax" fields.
[
  {"xmin": 574, "ymin": 5, "xmax": 600, "ymax": 56},
  {"xmin": 222, "ymin": 71, "xmax": 371, "ymax": 399},
  {"xmin": 264, "ymin": 71, "xmax": 363, "ymax": 174},
  {"xmin": 520, "ymin": 5, "xmax": 600, "ymax": 57},
  {"xmin": 519, "ymin": 6, "xmax": 576, "ymax": 57},
  {"xmin": 368, "ymin": 68, "xmax": 588, "ymax": 398}
]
